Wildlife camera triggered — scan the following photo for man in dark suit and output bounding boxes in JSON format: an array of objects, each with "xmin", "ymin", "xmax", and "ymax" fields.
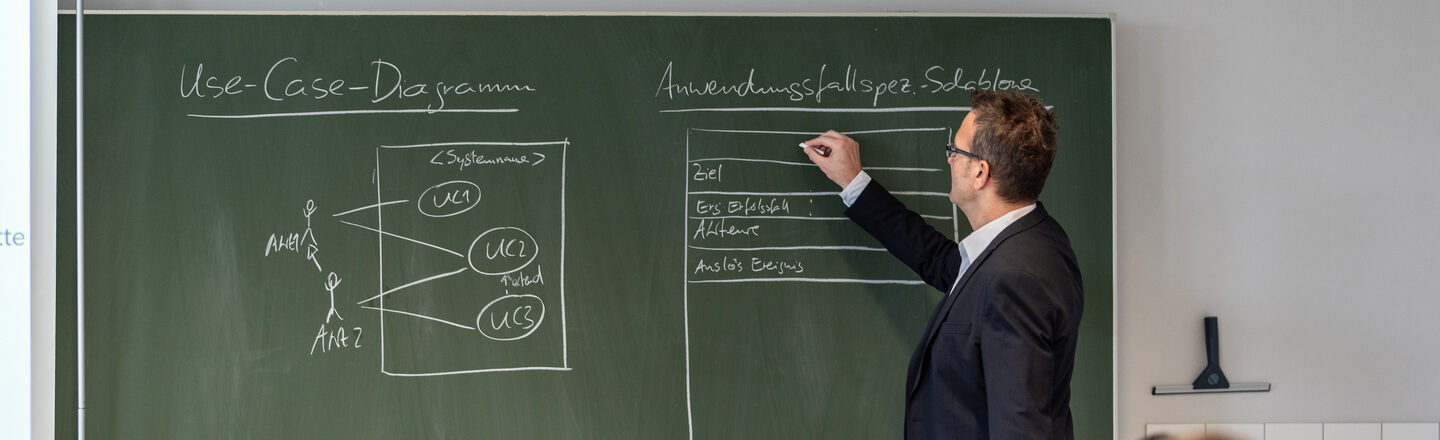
[{"xmin": 801, "ymin": 90, "xmax": 1084, "ymax": 440}]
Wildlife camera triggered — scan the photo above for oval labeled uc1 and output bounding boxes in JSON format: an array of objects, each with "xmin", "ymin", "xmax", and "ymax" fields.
[
  {"xmin": 467, "ymin": 227, "xmax": 539, "ymax": 275},
  {"xmin": 417, "ymin": 180, "xmax": 482, "ymax": 218}
]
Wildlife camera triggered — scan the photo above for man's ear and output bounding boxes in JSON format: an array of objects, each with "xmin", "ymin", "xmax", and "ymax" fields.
[{"xmin": 971, "ymin": 161, "xmax": 990, "ymax": 189}]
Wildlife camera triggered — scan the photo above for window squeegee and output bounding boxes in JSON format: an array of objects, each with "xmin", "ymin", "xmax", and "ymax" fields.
[{"xmin": 1152, "ymin": 316, "xmax": 1271, "ymax": 395}]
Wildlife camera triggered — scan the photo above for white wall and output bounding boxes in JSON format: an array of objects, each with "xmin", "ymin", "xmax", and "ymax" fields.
[
  {"xmin": 38, "ymin": 1, "xmax": 1440, "ymax": 440},
  {"xmin": 4, "ymin": 2, "xmax": 35, "ymax": 440}
]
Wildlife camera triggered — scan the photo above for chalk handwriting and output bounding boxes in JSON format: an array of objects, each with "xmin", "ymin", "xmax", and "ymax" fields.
[
  {"xmin": 467, "ymin": 227, "xmax": 541, "ymax": 276},
  {"xmin": 476, "ymin": 292, "xmax": 545, "ymax": 341},
  {"xmin": 694, "ymin": 197, "xmax": 791, "ymax": 216},
  {"xmin": 179, "ymin": 57, "xmax": 537, "ymax": 111},
  {"xmin": 654, "ymin": 61, "xmax": 1038, "ymax": 106},
  {"xmin": 417, "ymin": 180, "xmax": 483, "ymax": 218},
  {"xmin": 692, "ymin": 218, "xmax": 761, "ymax": 240},
  {"xmin": 429, "ymin": 149, "xmax": 547, "ymax": 171},
  {"xmin": 690, "ymin": 163, "xmax": 723, "ymax": 182},
  {"xmin": 500, "ymin": 265, "xmax": 545, "ymax": 288},
  {"xmin": 923, "ymin": 66, "xmax": 1039, "ymax": 94},
  {"xmin": 310, "ymin": 324, "xmax": 364, "ymax": 355},
  {"xmin": 693, "ymin": 256, "xmax": 806, "ymax": 275}
]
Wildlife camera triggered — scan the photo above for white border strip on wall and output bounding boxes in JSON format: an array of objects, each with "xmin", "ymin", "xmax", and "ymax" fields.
[{"xmin": 31, "ymin": 2, "xmax": 58, "ymax": 440}]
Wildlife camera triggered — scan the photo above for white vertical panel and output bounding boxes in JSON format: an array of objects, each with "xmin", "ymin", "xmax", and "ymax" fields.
[
  {"xmin": 1208, "ymin": 423, "xmax": 1265, "ymax": 440},
  {"xmin": 1148, "ymin": 424, "xmax": 1206, "ymax": 438},
  {"xmin": 29, "ymin": 0, "xmax": 57, "ymax": 438},
  {"xmin": 1383, "ymin": 423, "xmax": 1440, "ymax": 440},
  {"xmin": 0, "ymin": 0, "xmax": 32, "ymax": 439},
  {"xmin": 1326, "ymin": 424, "xmax": 1383, "ymax": 440},
  {"xmin": 1267, "ymin": 423, "xmax": 1324, "ymax": 440}
]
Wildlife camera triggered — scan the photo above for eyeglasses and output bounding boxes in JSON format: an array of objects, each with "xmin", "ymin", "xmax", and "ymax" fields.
[{"xmin": 945, "ymin": 144, "xmax": 983, "ymax": 161}]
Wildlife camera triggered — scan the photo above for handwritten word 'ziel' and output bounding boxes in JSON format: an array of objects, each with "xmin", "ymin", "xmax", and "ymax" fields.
[{"xmin": 179, "ymin": 57, "xmax": 536, "ymax": 111}]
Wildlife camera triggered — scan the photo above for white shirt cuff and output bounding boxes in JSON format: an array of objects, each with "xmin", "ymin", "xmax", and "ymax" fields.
[{"xmin": 839, "ymin": 170, "xmax": 872, "ymax": 207}]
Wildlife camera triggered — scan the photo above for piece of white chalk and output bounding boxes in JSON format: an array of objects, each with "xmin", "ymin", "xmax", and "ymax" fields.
[{"xmin": 800, "ymin": 142, "xmax": 829, "ymax": 157}]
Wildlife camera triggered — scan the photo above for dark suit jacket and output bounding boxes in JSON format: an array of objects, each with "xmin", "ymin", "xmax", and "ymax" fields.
[{"xmin": 845, "ymin": 180, "xmax": 1084, "ymax": 440}]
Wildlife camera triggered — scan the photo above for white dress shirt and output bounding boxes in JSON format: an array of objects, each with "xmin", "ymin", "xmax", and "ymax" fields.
[{"xmin": 840, "ymin": 170, "xmax": 1037, "ymax": 293}]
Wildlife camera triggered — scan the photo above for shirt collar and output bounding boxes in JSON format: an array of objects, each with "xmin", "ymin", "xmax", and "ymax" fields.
[{"xmin": 959, "ymin": 203, "xmax": 1038, "ymax": 263}]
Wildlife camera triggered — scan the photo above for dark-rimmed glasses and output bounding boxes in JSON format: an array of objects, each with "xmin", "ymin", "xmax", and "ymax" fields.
[{"xmin": 945, "ymin": 144, "xmax": 983, "ymax": 161}]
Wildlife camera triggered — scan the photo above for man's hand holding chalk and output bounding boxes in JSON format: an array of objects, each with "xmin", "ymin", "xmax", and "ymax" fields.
[
  {"xmin": 799, "ymin": 142, "xmax": 830, "ymax": 157},
  {"xmin": 801, "ymin": 130, "xmax": 864, "ymax": 188}
]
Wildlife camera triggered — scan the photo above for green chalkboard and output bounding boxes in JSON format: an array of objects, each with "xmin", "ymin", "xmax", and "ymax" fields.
[{"xmin": 59, "ymin": 14, "xmax": 1113, "ymax": 439}]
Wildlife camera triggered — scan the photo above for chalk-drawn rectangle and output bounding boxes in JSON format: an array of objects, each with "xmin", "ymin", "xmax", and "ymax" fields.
[{"xmin": 370, "ymin": 140, "xmax": 569, "ymax": 376}]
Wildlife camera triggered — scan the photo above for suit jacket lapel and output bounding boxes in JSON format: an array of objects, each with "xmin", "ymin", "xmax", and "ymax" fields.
[{"xmin": 907, "ymin": 203, "xmax": 1052, "ymax": 398}]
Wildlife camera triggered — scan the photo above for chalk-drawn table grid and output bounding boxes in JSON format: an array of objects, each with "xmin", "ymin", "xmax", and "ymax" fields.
[{"xmin": 681, "ymin": 126, "xmax": 957, "ymax": 437}]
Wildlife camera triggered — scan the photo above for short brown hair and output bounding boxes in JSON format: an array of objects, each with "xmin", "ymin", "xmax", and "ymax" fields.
[{"xmin": 969, "ymin": 90, "xmax": 1060, "ymax": 203}]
